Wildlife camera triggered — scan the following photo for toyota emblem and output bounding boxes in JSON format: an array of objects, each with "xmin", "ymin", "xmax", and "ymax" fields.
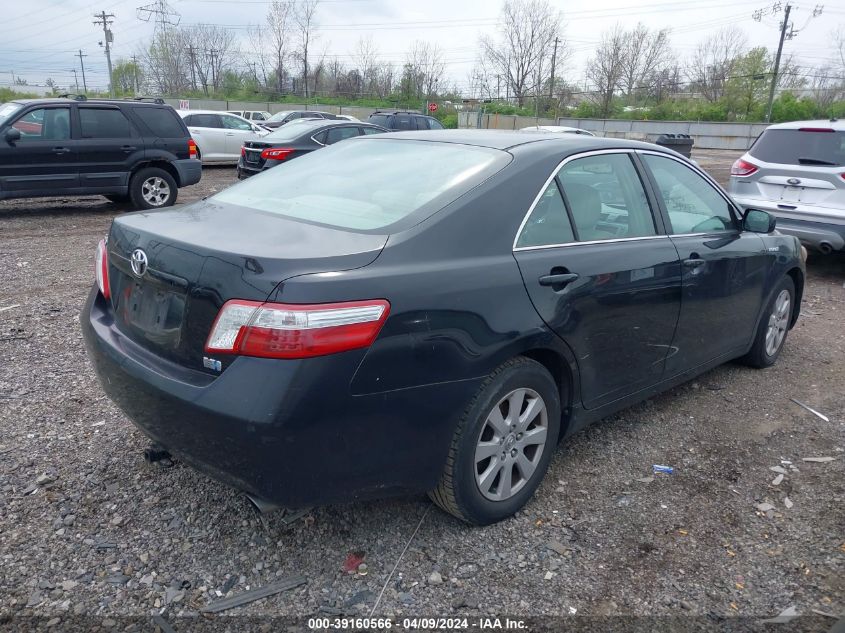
[
  {"xmin": 130, "ymin": 249, "xmax": 148, "ymax": 277},
  {"xmin": 787, "ymin": 177, "xmax": 801, "ymax": 185}
]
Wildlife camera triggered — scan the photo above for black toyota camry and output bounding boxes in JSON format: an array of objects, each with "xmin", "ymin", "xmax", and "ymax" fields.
[
  {"xmin": 237, "ymin": 118, "xmax": 387, "ymax": 178},
  {"xmin": 82, "ymin": 131, "xmax": 804, "ymax": 525}
]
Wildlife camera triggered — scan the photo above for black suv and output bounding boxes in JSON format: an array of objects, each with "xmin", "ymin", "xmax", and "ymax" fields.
[
  {"xmin": 367, "ymin": 110, "xmax": 444, "ymax": 131},
  {"xmin": 0, "ymin": 96, "xmax": 201, "ymax": 209}
]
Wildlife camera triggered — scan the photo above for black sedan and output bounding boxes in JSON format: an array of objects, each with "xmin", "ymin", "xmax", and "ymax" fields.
[
  {"xmin": 238, "ymin": 119, "xmax": 387, "ymax": 178},
  {"xmin": 82, "ymin": 131, "xmax": 804, "ymax": 525}
]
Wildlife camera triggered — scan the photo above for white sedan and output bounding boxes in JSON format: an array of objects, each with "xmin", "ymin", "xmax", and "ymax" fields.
[
  {"xmin": 178, "ymin": 110, "xmax": 269, "ymax": 164},
  {"xmin": 520, "ymin": 125, "xmax": 595, "ymax": 136}
]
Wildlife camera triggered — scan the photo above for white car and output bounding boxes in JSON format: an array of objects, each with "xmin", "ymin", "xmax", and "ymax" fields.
[
  {"xmin": 334, "ymin": 114, "xmax": 360, "ymax": 122},
  {"xmin": 521, "ymin": 125, "xmax": 595, "ymax": 136},
  {"xmin": 178, "ymin": 110, "xmax": 269, "ymax": 164},
  {"xmin": 227, "ymin": 110, "xmax": 273, "ymax": 123}
]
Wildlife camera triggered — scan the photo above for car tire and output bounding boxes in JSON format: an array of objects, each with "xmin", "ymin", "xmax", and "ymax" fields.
[
  {"xmin": 105, "ymin": 194, "xmax": 130, "ymax": 204},
  {"xmin": 429, "ymin": 357, "xmax": 561, "ymax": 525},
  {"xmin": 740, "ymin": 275, "xmax": 795, "ymax": 368},
  {"xmin": 129, "ymin": 167, "xmax": 178, "ymax": 210}
]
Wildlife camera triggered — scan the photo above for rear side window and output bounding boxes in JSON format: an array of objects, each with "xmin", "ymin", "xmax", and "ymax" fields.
[
  {"xmin": 189, "ymin": 114, "xmax": 222, "ymax": 128},
  {"xmin": 325, "ymin": 126, "xmax": 360, "ymax": 144},
  {"xmin": 429, "ymin": 118, "xmax": 444, "ymax": 130},
  {"xmin": 212, "ymin": 139, "xmax": 509, "ymax": 232},
  {"xmin": 394, "ymin": 115, "xmax": 413, "ymax": 130},
  {"xmin": 368, "ymin": 114, "xmax": 389, "ymax": 127},
  {"xmin": 559, "ymin": 154, "xmax": 656, "ymax": 240},
  {"xmin": 134, "ymin": 107, "xmax": 185, "ymax": 138},
  {"xmin": 516, "ymin": 181, "xmax": 575, "ymax": 248},
  {"xmin": 361, "ymin": 126, "xmax": 383, "ymax": 135},
  {"xmin": 79, "ymin": 108, "xmax": 133, "ymax": 138},
  {"xmin": 749, "ymin": 129, "xmax": 845, "ymax": 166}
]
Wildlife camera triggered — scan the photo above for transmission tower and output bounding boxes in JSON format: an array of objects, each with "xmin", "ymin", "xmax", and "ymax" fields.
[{"xmin": 136, "ymin": 0, "xmax": 180, "ymax": 32}]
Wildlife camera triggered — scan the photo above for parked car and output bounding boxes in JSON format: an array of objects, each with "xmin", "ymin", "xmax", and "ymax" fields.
[
  {"xmin": 262, "ymin": 110, "xmax": 338, "ymax": 129},
  {"xmin": 335, "ymin": 114, "xmax": 361, "ymax": 122},
  {"xmin": 227, "ymin": 110, "xmax": 272, "ymax": 123},
  {"xmin": 728, "ymin": 119, "xmax": 845, "ymax": 254},
  {"xmin": 521, "ymin": 125, "xmax": 595, "ymax": 136},
  {"xmin": 178, "ymin": 110, "xmax": 269, "ymax": 164},
  {"xmin": 82, "ymin": 130, "xmax": 804, "ymax": 525},
  {"xmin": 237, "ymin": 119, "xmax": 387, "ymax": 178},
  {"xmin": 367, "ymin": 110, "xmax": 444, "ymax": 131},
  {"xmin": 0, "ymin": 95, "xmax": 200, "ymax": 209}
]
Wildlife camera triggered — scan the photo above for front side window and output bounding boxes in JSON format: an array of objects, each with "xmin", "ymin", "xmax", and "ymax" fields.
[
  {"xmin": 558, "ymin": 153, "xmax": 656, "ymax": 241},
  {"xmin": 429, "ymin": 117, "xmax": 444, "ymax": 130},
  {"xmin": 212, "ymin": 139, "xmax": 509, "ymax": 232},
  {"xmin": 516, "ymin": 180, "xmax": 575, "ymax": 248},
  {"xmin": 12, "ymin": 107, "xmax": 70, "ymax": 141},
  {"xmin": 642, "ymin": 154, "xmax": 735, "ymax": 234},
  {"xmin": 221, "ymin": 115, "xmax": 253, "ymax": 131},
  {"xmin": 325, "ymin": 126, "xmax": 361, "ymax": 145},
  {"xmin": 361, "ymin": 126, "xmax": 383, "ymax": 135},
  {"xmin": 79, "ymin": 108, "xmax": 133, "ymax": 138},
  {"xmin": 415, "ymin": 117, "xmax": 430, "ymax": 130}
]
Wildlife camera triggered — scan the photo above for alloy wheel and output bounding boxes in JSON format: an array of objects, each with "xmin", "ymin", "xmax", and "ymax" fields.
[
  {"xmin": 765, "ymin": 289, "xmax": 791, "ymax": 357},
  {"xmin": 141, "ymin": 176, "xmax": 171, "ymax": 207}
]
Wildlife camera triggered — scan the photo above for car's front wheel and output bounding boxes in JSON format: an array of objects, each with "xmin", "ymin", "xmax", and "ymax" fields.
[
  {"xmin": 740, "ymin": 275, "xmax": 795, "ymax": 368},
  {"xmin": 429, "ymin": 357, "xmax": 561, "ymax": 525},
  {"xmin": 129, "ymin": 167, "xmax": 178, "ymax": 210}
]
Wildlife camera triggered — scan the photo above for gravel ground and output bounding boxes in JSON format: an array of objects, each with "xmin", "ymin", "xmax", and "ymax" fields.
[{"xmin": 0, "ymin": 152, "xmax": 843, "ymax": 631}]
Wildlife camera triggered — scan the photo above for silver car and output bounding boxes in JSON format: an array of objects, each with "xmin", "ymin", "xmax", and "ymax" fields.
[{"xmin": 728, "ymin": 119, "xmax": 845, "ymax": 254}]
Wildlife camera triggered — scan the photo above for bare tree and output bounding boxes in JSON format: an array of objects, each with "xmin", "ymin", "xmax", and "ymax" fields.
[
  {"xmin": 143, "ymin": 28, "xmax": 190, "ymax": 96},
  {"xmin": 265, "ymin": 0, "xmax": 294, "ymax": 93},
  {"xmin": 835, "ymin": 26, "xmax": 845, "ymax": 72},
  {"xmin": 688, "ymin": 26, "xmax": 747, "ymax": 102},
  {"xmin": 294, "ymin": 0, "xmax": 319, "ymax": 98},
  {"xmin": 183, "ymin": 24, "xmax": 237, "ymax": 95},
  {"xmin": 479, "ymin": 0, "xmax": 562, "ymax": 106},
  {"xmin": 587, "ymin": 25, "xmax": 627, "ymax": 117},
  {"xmin": 404, "ymin": 41, "xmax": 446, "ymax": 100},
  {"xmin": 619, "ymin": 23, "xmax": 671, "ymax": 102},
  {"xmin": 353, "ymin": 36, "xmax": 379, "ymax": 97}
]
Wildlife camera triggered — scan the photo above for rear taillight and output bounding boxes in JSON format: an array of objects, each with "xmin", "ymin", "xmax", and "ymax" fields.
[
  {"xmin": 260, "ymin": 148, "xmax": 294, "ymax": 160},
  {"xmin": 205, "ymin": 299, "xmax": 390, "ymax": 359},
  {"xmin": 188, "ymin": 138, "xmax": 198, "ymax": 159},
  {"xmin": 94, "ymin": 238, "xmax": 110, "ymax": 300},
  {"xmin": 731, "ymin": 159, "xmax": 758, "ymax": 177},
  {"xmin": 240, "ymin": 146, "xmax": 246, "ymax": 157}
]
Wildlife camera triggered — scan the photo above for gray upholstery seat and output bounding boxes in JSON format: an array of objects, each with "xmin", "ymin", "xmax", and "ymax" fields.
[{"xmin": 564, "ymin": 183, "xmax": 616, "ymax": 241}]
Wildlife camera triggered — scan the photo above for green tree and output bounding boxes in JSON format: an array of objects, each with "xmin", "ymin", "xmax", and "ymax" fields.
[
  {"xmin": 724, "ymin": 47, "xmax": 770, "ymax": 119},
  {"xmin": 112, "ymin": 60, "xmax": 142, "ymax": 95}
]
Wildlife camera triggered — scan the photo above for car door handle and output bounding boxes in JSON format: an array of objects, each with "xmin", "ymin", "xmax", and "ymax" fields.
[
  {"xmin": 120, "ymin": 145, "xmax": 137, "ymax": 153},
  {"xmin": 538, "ymin": 272, "xmax": 579, "ymax": 287},
  {"xmin": 683, "ymin": 258, "xmax": 706, "ymax": 268},
  {"xmin": 225, "ymin": 132, "xmax": 235, "ymax": 136},
  {"xmin": 52, "ymin": 147, "xmax": 71, "ymax": 155}
]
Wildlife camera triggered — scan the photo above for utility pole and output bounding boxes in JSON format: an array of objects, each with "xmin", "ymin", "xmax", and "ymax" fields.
[
  {"xmin": 77, "ymin": 49, "xmax": 88, "ymax": 94},
  {"xmin": 548, "ymin": 36, "xmax": 560, "ymax": 101},
  {"xmin": 130, "ymin": 54, "xmax": 139, "ymax": 95},
  {"xmin": 209, "ymin": 49, "xmax": 218, "ymax": 92},
  {"xmin": 69, "ymin": 69, "xmax": 80, "ymax": 93},
  {"xmin": 185, "ymin": 45, "xmax": 197, "ymax": 90},
  {"xmin": 93, "ymin": 11, "xmax": 115, "ymax": 97}
]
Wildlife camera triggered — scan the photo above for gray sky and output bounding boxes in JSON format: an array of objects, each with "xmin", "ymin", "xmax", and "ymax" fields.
[{"xmin": 0, "ymin": 0, "xmax": 841, "ymax": 93}]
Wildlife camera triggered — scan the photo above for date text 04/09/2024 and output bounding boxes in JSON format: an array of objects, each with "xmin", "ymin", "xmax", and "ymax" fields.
[{"xmin": 306, "ymin": 617, "xmax": 528, "ymax": 630}]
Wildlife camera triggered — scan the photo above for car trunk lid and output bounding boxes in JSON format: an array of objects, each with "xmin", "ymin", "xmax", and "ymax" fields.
[{"xmin": 106, "ymin": 199, "xmax": 387, "ymax": 372}]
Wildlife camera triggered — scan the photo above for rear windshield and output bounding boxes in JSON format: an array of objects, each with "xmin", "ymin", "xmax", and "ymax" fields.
[
  {"xmin": 0, "ymin": 102, "xmax": 23, "ymax": 127},
  {"xmin": 212, "ymin": 139, "xmax": 509, "ymax": 231},
  {"xmin": 264, "ymin": 120, "xmax": 321, "ymax": 141},
  {"xmin": 368, "ymin": 114, "xmax": 389, "ymax": 127},
  {"xmin": 749, "ymin": 129, "xmax": 845, "ymax": 166}
]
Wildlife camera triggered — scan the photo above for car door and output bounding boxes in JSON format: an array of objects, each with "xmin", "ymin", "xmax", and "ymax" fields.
[
  {"xmin": 184, "ymin": 113, "xmax": 226, "ymax": 161},
  {"xmin": 75, "ymin": 105, "xmax": 140, "ymax": 190},
  {"xmin": 638, "ymin": 151, "xmax": 770, "ymax": 373},
  {"xmin": 513, "ymin": 150, "xmax": 682, "ymax": 410},
  {"xmin": 0, "ymin": 105, "xmax": 77, "ymax": 194},
  {"xmin": 220, "ymin": 114, "xmax": 259, "ymax": 158}
]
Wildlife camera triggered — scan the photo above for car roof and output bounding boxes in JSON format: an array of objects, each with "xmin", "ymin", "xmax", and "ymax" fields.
[
  {"xmin": 371, "ymin": 111, "xmax": 432, "ymax": 116},
  {"xmin": 276, "ymin": 119, "xmax": 383, "ymax": 132},
  {"xmin": 367, "ymin": 129, "xmax": 663, "ymax": 152},
  {"xmin": 765, "ymin": 119, "xmax": 845, "ymax": 131},
  {"xmin": 10, "ymin": 97, "xmax": 168, "ymax": 107}
]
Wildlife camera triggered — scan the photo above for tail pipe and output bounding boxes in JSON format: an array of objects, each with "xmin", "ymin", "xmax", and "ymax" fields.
[{"xmin": 244, "ymin": 493, "xmax": 285, "ymax": 514}]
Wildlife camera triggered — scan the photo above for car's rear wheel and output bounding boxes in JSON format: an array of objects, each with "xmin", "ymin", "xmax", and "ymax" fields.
[
  {"xmin": 129, "ymin": 167, "xmax": 177, "ymax": 210},
  {"xmin": 429, "ymin": 357, "xmax": 561, "ymax": 525},
  {"xmin": 740, "ymin": 276, "xmax": 795, "ymax": 368}
]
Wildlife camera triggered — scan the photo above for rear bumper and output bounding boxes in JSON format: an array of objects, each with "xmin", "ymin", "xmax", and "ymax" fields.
[
  {"xmin": 731, "ymin": 196, "xmax": 845, "ymax": 252},
  {"xmin": 80, "ymin": 288, "xmax": 474, "ymax": 507},
  {"xmin": 172, "ymin": 158, "xmax": 202, "ymax": 187}
]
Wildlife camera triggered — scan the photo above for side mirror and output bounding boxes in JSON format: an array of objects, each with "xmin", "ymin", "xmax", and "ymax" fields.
[
  {"xmin": 743, "ymin": 209, "xmax": 776, "ymax": 233},
  {"xmin": 4, "ymin": 127, "xmax": 21, "ymax": 145}
]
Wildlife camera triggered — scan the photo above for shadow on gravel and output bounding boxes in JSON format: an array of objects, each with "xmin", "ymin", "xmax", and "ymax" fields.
[{"xmin": 0, "ymin": 198, "xmax": 126, "ymax": 219}]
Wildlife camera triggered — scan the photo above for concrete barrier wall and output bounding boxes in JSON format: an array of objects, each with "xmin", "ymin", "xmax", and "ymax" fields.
[{"xmin": 458, "ymin": 111, "xmax": 768, "ymax": 150}]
